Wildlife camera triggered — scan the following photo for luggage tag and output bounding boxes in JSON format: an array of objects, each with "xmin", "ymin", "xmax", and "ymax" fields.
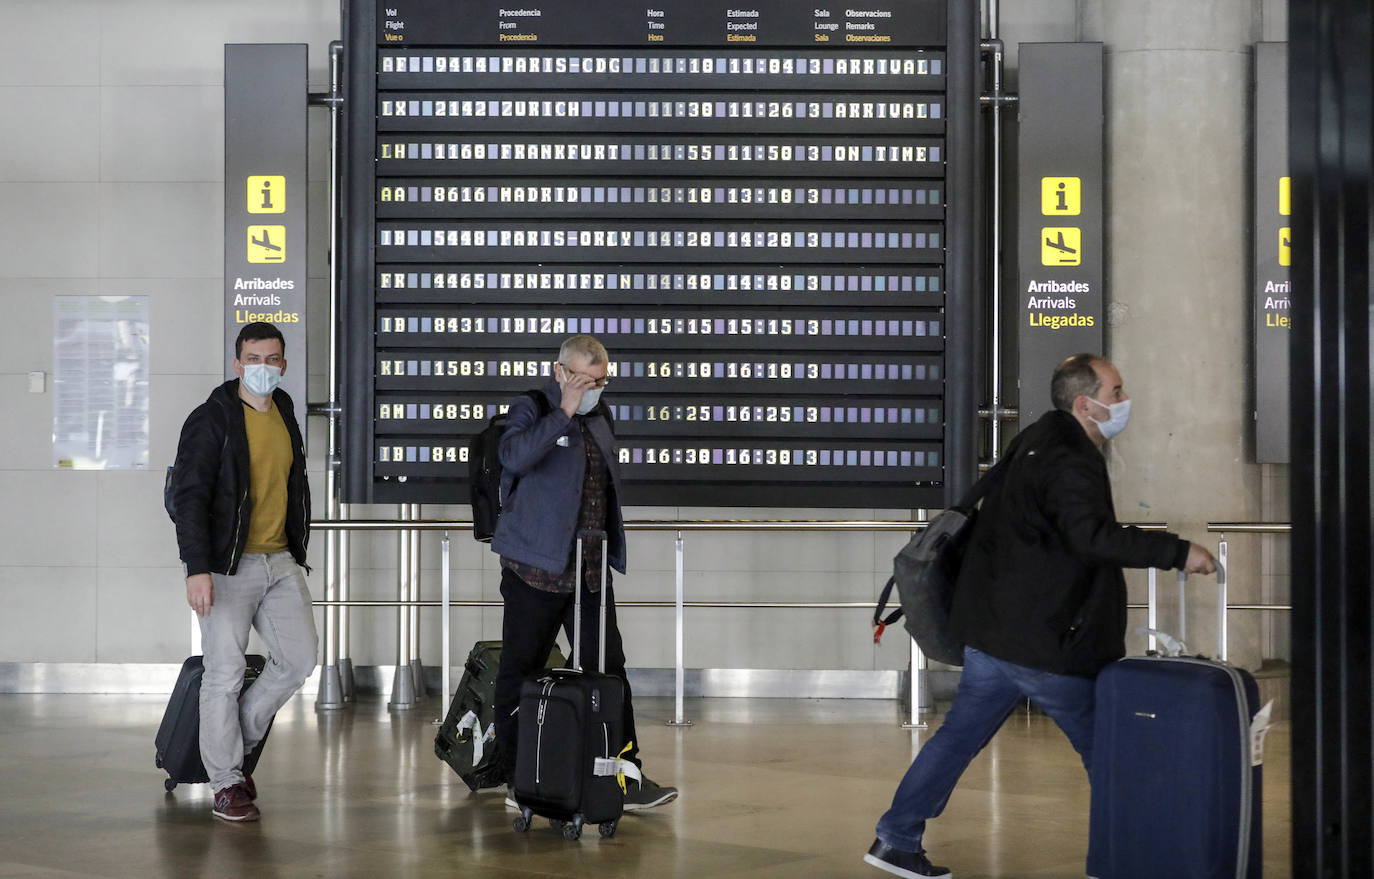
[{"xmin": 1250, "ymin": 700, "xmax": 1274, "ymax": 767}]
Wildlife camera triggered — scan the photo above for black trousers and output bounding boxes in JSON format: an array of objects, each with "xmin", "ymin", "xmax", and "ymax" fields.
[{"xmin": 493, "ymin": 567, "xmax": 641, "ymax": 772}]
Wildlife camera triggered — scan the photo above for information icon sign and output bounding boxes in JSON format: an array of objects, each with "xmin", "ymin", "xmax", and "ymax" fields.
[
  {"xmin": 1041, "ymin": 177, "xmax": 1081, "ymax": 216},
  {"xmin": 247, "ymin": 175, "xmax": 286, "ymax": 214}
]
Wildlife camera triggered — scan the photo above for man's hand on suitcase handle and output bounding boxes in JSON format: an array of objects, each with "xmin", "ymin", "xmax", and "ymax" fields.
[
  {"xmin": 186, "ymin": 573, "xmax": 214, "ymax": 616},
  {"xmin": 1183, "ymin": 542, "xmax": 1218, "ymax": 576}
]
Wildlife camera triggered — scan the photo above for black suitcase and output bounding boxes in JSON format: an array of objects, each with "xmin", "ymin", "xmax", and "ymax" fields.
[
  {"xmin": 1087, "ymin": 653, "xmax": 1263, "ymax": 879},
  {"xmin": 511, "ymin": 531, "xmax": 635, "ymax": 840},
  {"xmin": 435, "ymin": 640, "xmax": 566, "ymax": 791},
  {"xmin": 154, "ymin": 654, "xmax": 273, "ymax": 791}
]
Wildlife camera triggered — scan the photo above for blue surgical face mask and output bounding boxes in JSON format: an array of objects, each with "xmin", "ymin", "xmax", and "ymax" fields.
[
  {"xmin": 576, "ymin": 385, "xmax": 603, "ymax": 415},
  {"xmin": 241, "ymin": 363, "xmax": 283, "ymax": 398},
  {"xmin": 1087, "ymin": 396, "xmax": 1131, "ymax": 439}
]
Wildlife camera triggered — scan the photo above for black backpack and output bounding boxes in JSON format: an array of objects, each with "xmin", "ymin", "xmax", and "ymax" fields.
[{"xmin": 469, "ymin": 390, "xmax": 549, "ymax": 542}]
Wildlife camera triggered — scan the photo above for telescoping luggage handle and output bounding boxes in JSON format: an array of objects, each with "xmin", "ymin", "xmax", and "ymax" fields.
[{"xmin": 573, "ymin": 528, "xmax": 609, "ymax": 674}]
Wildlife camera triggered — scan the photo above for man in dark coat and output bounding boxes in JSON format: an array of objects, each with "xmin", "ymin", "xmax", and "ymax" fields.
[
  {"xmin": 172, "ymin": 322, "xmax": 314, "ymax": 823},
  {"xmin": 491, "ymin": 335, "xmax": 677, "ymax": 811},
  {"xmin": 864, "ymin": 353, "xmax": 1217, "ymax": 879}
]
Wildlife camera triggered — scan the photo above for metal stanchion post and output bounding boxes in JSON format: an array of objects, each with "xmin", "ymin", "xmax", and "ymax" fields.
[
  {"xmin": 434, "ymin": 533, "xmax": 450, "ymax": 725},
  {"xmin": 313, "ymin": 39, "xmax": 345, "ymax": 713},
  {"xmin": 1217, "ymin": 538, "xmax": 1229, "ymax": 661},
  {"xmin": 902, "ymin": 511, "xmax": 929, "ymax": 730},
  {"xmin": 388, "ymin": 505, "xmax": 417, "ymax": 710},
  {"xmin": 667, "ymin": 531, "xmax": 693, "ymax": 727},
  {"xmin": 409, "ymin": 504, "xmax": 427, "ymax": 698},
  {"xmin": 1147, "ymin": 567, "xmax": 1158, "ymax": 653},
  {"xmin": 338, "ymin": 504, "xmax": 354, "ymax": 701},
  {"xmin": 902, "ymin": 638, "xmax": 929, "ymax": 729},
  {"xmin": 1177, "ymin": 570, "xmax": 1188, "ymax": 647}
]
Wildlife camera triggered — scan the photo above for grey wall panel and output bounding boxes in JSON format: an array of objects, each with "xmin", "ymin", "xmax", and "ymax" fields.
[
  {"xmin": 0, "ymin": 280, "xmax": 91, "ymax": 371},
  {"xmin": 0, "ymin": 381, "xmax": 62, "ymax": 470},
  {"xmin": 0, "ymin": 472, "xmax": 99, "ymax": 566},
  {"xmin": 98, "ymin": 0, "xmax": 339, "ymax": 86},
  {"xmin": 0, "ymin": 1, "xmax": 101, "ymax": 86},
  {"xmin": 98, "ymin": 182, "xmax": 222, "ymax": 278},
  {"xmin": 148, "ymin": 374, "xmax": 223, "ymax": 466},
  {"xmin": 1093, "ymin": 0, "xmax": 1259, "ymax": 50},
  {"xmin": 0, "ymin": 87, "xmax": 101, "ymax": 181},
  {"xmin": 94, "ymin": 566, "xmax": 188, "ymax": 662},
  {"xmin": 99, "ymin": 278, "xmax": 222, "ymax": 376},
  {"xmin": 0, "ymin": 184, "xmax": 99, "ymax": 278},
  {"xmin": 96, "ymin": 471, "xmax": 178, "ymax": 568},
  {"xmin": 0, "ymin": 566, "xmax": 99, "ymax": 662},
  {"xmin": 99, "ymin": 86, "xmax": 223, "ymax": 182}
]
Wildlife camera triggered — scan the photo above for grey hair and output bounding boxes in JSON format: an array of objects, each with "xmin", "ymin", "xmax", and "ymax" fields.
[
  {"xmin": 558, "ymin": 335, "xmax": 608, "ymax": 367},
  {"xmin": 1050, "ymin": 353, "xmax": 1103, "ymax": 412}
]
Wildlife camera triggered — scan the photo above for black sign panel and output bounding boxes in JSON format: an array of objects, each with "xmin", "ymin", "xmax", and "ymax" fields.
[
  {"xmin": 1016, "ymin": 43, "xmax": 1104, "ymax": 425},
  {"xmin": 342, "ymin": 0, "xmax": 974, "ymax": 506},
  {"xmin": 224, "ymin": 44, "xmax": 308, "ymax": 424},
  {"xmin": 1254, "ymin": 43, "xmax": 1290, "ymax": 464}
]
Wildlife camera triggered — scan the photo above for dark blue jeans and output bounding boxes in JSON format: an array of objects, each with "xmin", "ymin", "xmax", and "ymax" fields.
[{"xmin": 875, "ymin": 646, "xmax": 1097, "ymax": 852}]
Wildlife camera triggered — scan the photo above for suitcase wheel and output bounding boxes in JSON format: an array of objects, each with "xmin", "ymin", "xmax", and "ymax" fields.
[
  {"xmin": 164, "ymin": 779, "xmax": 177, "ymax": 792},
  {"xmin": 598, "ymin": 819, "xmax": 617, "ymax": 839},
  {"xmin": 512, "ymin": 807, "xmax": 533, "ymax": 833},
  {"xmin": 562, "ymin": 820, "xmax": 582, "ymax": 841}
]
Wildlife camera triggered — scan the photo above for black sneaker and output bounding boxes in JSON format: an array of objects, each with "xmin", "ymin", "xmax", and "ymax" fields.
[
  {"xmin": 863, "ymin": 838, "xmax": 951, "ymax": 878},
  {"xmin": 623, "ymin": 775, "xmax": 678, "ymax": 811}
]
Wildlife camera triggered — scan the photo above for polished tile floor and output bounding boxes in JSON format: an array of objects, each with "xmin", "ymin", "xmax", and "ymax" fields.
[{"xmin": 0, "ymin": 693, "xmax": 1290, "ymax": 878}]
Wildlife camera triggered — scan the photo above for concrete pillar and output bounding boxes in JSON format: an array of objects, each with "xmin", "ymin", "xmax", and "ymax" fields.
[{"xmin": 1080, "ymin": 0, "xmax": 1268, "ymax": 669}]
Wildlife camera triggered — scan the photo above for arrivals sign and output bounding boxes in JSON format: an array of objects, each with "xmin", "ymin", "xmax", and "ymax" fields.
[
  {"xmin": 224, "ymin": 44, "xmax": 308, "ymax": 425},
  {"xmin": 1017, "ymin": 43, "xmax": 1104, "ymax": 425},
  {"xmin": 1254, "ymin": 43, "xmax": 1290, "ymax": 463}
]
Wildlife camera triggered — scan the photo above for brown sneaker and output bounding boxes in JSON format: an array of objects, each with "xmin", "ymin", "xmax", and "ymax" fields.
[{"xmin": 212, "ymin": 783, "xmax": 260, "ymax": 822}]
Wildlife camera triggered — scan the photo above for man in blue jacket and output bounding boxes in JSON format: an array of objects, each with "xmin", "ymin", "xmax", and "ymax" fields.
[
  {"xmin": 172, "ymin": 322, "xmax": 315, "ymax": 822},
  {"xmin": 865, "ymin": 353, "xmax": 1217, "ymax": 878},
  {"xmin": 491, "ymin": 335, "xmax": 677, "ymax": 811}
]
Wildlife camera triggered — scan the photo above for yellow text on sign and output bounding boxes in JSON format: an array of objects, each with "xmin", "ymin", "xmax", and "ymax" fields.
[
  {"xmin": 247, "ymin": 225, "xmax": 286, "ymax": 263},
  {"xmin": 1279, "ymin": 227, "xmax": 1290, "ymax": 267},
  {"xmin": 1279, "ymin": 177, "xmax": 1290, "ymax": 216},
  {"xmin": 1041, "ymin": 177, "xmax": 1081, "ymax": 216},
  {"xmin": 1041, "ymin": 227, "xmax": 1081, "ymax": 266},
  {"xmin": 247, "ymin": 176, "xmax": 286, "ymax": 214}
]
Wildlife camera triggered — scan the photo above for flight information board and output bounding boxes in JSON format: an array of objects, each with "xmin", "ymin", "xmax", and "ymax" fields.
[{"xmin": 342, "ymin": 0, "xmax": 976, "ymax": 507}]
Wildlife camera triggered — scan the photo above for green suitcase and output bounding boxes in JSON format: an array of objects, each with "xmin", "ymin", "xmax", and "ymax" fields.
[{"xmin": 435, "ymin": 640, "xmax": 565, "ymax": 790}]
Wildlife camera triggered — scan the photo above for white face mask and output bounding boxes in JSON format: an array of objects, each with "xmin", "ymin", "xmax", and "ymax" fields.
[
  {"xmin": 1087, "ymin": 397, "xmax": 1131, "ymax": 439},
  {"xmin": 241, "ymin": 363, "xmax": 283, "ymax": 398},
  {"xmin": 575, "ymin": 385, "xmax": 603, "ymax": 415}
]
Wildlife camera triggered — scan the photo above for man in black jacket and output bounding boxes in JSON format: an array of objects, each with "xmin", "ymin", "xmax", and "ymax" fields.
[
  {"xmin": 171, "ymin": 322, "xmax": 314, "ymax": 822},
  {"xmin": 865, "ymin": 354, "xmax": 1217, "ymax": 879}
]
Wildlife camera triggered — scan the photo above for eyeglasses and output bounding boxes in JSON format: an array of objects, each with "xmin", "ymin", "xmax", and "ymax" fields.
[{"xmin": 560, "ymin": 364, "xmax": 610, "ymax": 389}]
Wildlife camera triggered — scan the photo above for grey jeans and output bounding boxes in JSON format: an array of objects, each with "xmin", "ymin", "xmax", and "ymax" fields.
[{"xmin": 199, "ymin": 551, "xmax": 317, "ymax": 792}]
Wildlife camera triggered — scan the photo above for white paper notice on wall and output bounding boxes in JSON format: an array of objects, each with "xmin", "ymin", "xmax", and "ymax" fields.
[
  {"xmin": 53, "ymin": 296, "xmax": 150, "ymax": 470},
  {"xmin": 1250, "ymin": 699, "xmax": 1275, "ymax": 767}
]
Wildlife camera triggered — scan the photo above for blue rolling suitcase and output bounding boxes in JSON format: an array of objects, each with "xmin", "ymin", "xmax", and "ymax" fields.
[{"xmin": 1087, "ymin": 654, "xmax": 1262, "ymax": 879}]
